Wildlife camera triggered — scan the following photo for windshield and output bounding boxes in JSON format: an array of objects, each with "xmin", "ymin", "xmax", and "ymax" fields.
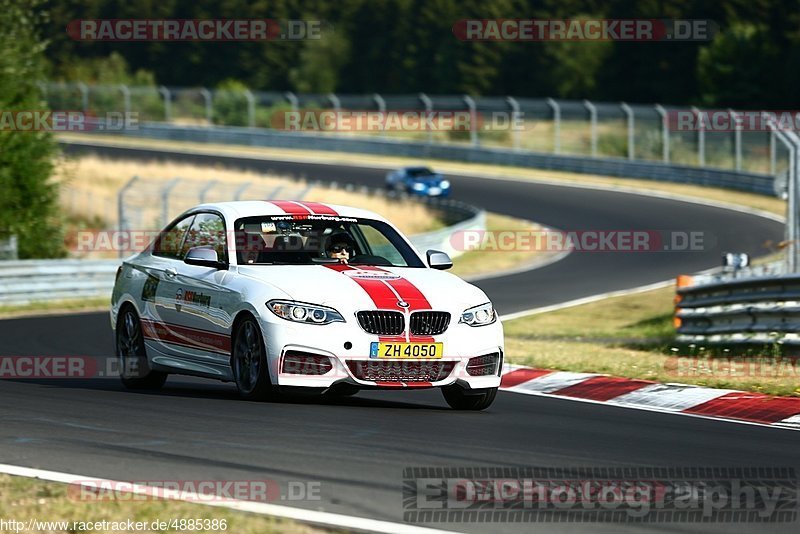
[
  {"xmin": 407, "ymin": 167, "xmax": 435, "ymax": 177},
  {"xmin": 233, "ymin": 215, "xmax": 425, "ymax": 267}
]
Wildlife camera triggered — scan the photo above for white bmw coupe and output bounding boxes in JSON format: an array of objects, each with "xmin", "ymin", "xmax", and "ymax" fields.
[{"xmin": 111, "ymin": 200, "xmax": 503, "ymax": 410}]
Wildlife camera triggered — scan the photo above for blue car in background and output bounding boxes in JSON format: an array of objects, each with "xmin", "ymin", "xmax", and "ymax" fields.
[{"xmin": 386, "ymin": 166, "xmax": 451, "ymax": 197}]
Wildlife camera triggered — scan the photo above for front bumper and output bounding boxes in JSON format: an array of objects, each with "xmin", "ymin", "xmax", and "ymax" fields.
[{"xmin": 261, "ymin": 316, "xmax": 503, "ymax": 390}]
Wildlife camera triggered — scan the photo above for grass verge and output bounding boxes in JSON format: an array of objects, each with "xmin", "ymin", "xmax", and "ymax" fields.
[
  {"xmin": 0, "ymin": 474, "xmax": 332, "ymax": 534},
  {"xmin": 503, "ymin": 285, "xmax": 800, "ymax": 397}
]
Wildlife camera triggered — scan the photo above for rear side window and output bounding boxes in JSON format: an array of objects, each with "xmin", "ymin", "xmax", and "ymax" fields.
[{"xmin": 153, "ymin": 215, "xmax": 195, "ymax": 259}]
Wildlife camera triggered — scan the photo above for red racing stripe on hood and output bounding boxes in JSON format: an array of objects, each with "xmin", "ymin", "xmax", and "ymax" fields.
[{"xmin": 322, "ymin": 264, "xmax": 400, "ymax": 310}]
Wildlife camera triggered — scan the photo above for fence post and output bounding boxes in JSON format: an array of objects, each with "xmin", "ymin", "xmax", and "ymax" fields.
[
  {"xmin": 199, "ymin": 180, "xmax": 218, "ymax": 203},
  {"xmin": 506, "ymin": 96, "xmax": 521, "ymax": 151},
  {"xmin": 117, "ymin": 176, "xmax": 140, "ymax": 259},
  {"xmin": 119, "ymin": 84, "xmax": 131, "ymax": 116},
  {"xmin": 770, "ymin": 131, "xmax": 777, "ymax": 176},
  {"xmin": 159, "ymin": 86, "xmax": 171, "ymax": 122},
  {"xmin": 199, "ymin": 88, "xmax": 213, "ymax": 124},
  {"xmin": 729, "ymin": 108, "xmax": 742, "ymax": 171},
  {"xmin": 77, "ymin": 82, "xmax": 89, "ymax": 113},
  {"xmin": 328, "ymin": 93, "xmax": 341, "ymax": 111},
  {"xmin": 234, "ymin": 182, "xmax": 252, "ymax": 201},
  {"xmin": 546, "ymin": 98, "xmax": 560, "ymax": 154},
  {"xmin": 419, "ymin": 93, "xmax": 433, "ymax": 145},
  {"xmin": 243, "ymin": 89, "xmax": 256, "ymax": 127},
  {"xmin": 161, "ymin": 178, "xmax": 182, "ymax": 227},
  {"xmin": 284, "ymin": 91, "xmax": 299, "ymax": 112},
  {"xmin": 692, "ymin": 106, "xmax": 705, "ymax": 166},
  {"xmin": 463, "ymin": 95, "xmax": 478, "ymax": 147},
  {"xmin": 583, "ymin": 99, "xmax": 597, "ymax": 157},
  {"xmin": 621, "ymin": 102, "xmax": 634, "ymax": 160},
  {"xmin": 373, "ymin": 93, "xmax": 386, "ymax": 113},
  {"xmin": 654, "ymin": 104, "xmax": 669, "ymax": 163}
]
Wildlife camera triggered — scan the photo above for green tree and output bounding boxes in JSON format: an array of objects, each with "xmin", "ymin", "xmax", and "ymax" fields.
[
  {"xmin": 697, "ymin": 23, "xmax": 778, "ymax": 107},
  {"xmin": 0, "ymin": 0, "xmax": 64, "ymax": 258},
  {"xmin": 289, "ymin": 29, "xmax": 350, "ymax": 93}
]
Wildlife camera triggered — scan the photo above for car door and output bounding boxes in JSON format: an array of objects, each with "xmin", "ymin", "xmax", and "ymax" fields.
[
  {"xmin": 160, "ymin": 212, "xmax": 238, "ymax": 374},
  {"xmin": 140, "ymin": 213, "xmax": 195, "ymax": 361}
]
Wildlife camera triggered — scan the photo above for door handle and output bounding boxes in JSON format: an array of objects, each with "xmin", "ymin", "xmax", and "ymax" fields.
[{"xmin": 165, "ymin": 268, "xmax": 178, "ymax": 278}]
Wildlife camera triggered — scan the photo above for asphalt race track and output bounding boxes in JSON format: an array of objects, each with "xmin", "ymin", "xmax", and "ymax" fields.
[{"xmin": 0, "ymin": 142, "xmax": 796, "ymax": 533}]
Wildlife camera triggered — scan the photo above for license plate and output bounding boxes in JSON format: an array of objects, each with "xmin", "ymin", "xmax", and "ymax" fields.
[{"xmin": 370, "ymin": 342, "xmax": 443, "ymax": 359}]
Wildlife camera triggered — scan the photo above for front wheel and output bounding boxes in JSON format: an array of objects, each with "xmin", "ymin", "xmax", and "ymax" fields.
[
  {"xmin": 232, "ymin": 316, "xmax": 274, "ymax": 401},
  {"xmin": 442, "ymin": 385, "xmax": 497, "ymax": 410},
  {"xmin": 116, "ymin": 307, "xmax": 167, "ymax": 390}
]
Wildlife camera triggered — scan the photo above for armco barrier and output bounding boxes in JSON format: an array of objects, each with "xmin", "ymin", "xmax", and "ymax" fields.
[
  {"xmin": 0, "ymin": 202, "xmax": 484, "ymax": 306},
  {"xmin": 675, "ymin": 269, "xmax": 800, "ymax": 345},
  {"xmin": 0, "ymin": 259, "xmax": 119, "ymax": 305},
  {"xmin": 76, "ymin": 122, "xmax": 777, "ymax": 195}
]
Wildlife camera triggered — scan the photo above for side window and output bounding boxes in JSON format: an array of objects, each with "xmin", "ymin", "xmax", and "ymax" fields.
[
  {"xmin": 153, "ymin": 215, "xmax": 195, "ymax": 260},
  {"xmin": 181, "ymin": 213, "xmax": 228, "ymax": 263}
]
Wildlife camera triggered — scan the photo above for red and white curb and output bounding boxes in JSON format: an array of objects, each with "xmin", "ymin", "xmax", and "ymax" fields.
[{"xmin": 500, "ymin": 364, "xmax": 800, "ymax": 431}]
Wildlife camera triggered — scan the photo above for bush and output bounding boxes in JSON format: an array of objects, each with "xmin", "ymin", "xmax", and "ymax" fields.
[{"xmin": 0, "ymin": 0, "xmax": 64, "ymax": 258}]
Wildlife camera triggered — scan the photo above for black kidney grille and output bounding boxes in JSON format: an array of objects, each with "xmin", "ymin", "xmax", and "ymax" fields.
[
  {"xmin": 356, "ymin": 311, "xmax": 405, "ymax": 335},
  {"xmin": 409, "ymin": 311, "xmax": 451, "ymax": 335}
]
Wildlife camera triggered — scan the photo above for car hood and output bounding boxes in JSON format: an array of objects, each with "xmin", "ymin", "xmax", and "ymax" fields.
[{"xmin": 236, "ymin": 264, "xmax": 488, "ymax": 314}]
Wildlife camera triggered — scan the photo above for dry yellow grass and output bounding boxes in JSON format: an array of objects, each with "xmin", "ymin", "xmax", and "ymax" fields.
[{"xmin": 54, "ymin": 155, "xmax": 441, "ymax": 235}]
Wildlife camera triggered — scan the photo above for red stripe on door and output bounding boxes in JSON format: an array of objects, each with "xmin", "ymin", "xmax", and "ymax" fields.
[{"xmin": 141, "ymin": 319, "xmax": 231, "ymax": 354}]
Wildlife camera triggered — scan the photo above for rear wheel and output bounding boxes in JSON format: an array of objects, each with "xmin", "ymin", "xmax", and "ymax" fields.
[
  {"xmin": 232, "ymin": 317, "xmax": 274, "ymax": 401},
  {"xmin": 116, "ymin": 307, "xmax": 167, "ymax": 390},
  {"xmin": 442, "ymin": 385, "xmax": 497, "ymax": 410}
]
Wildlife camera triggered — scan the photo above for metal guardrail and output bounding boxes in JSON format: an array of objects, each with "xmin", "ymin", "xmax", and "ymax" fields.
[
  {"xmin": 675, "ymin": 269, "xmax": 800, "ymax": 345},
  {"xmin": 0, "ymin": 200, "xmax": 484, "ymax": 306},
  {"xmin": 78, "ymin": 122, "xmax": 777, "ymax": 196},
  {"xmin": 0, "ymin": 236, "xmax": 17, "ymax": 261},
  {"xmin": 0, "ymin": 259, "xmax": 119, "ymax": 305}
]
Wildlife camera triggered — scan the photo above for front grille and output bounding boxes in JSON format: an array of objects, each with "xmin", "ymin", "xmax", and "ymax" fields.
[
  {"xmin": 356, "ymin": 311, "xmax": 404, "ymax": 335},
  {"xmin": 282, "ymin": 352, "xmax": 333, "ymax": 375},
  {"xmin": 466, "ymin": 353, "xmax": 500, "ymax": 376},
  {"xmin": 347, "ymin": 360, "xmax": 455, "ymax": 382},
  {"xmin": 410, "ymin": 311, "xmax": 451, "ymax": 335}
]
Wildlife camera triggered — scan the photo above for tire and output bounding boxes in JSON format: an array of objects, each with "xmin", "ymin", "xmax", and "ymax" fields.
[
  {"xmin": 232, "ymin": 316, "xmax": 274, "ymax": 401},
  {"xmin": 116, "ymin": 307, "xmax": 167, "ymax": 390},
  {"xmin": 441, "ymin": 385, "xmax": 497, "ymax": 411}
]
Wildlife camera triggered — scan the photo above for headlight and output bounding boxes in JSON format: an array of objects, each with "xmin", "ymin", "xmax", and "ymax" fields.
[
  {"xmin": 267, "ymin": 300, "xmax": 345, "ymax": 325},
  {"xmin": 439, "ymin": 180, "xmax": 450, "ymax": 188},
  {"xmin": 412, "ymin": 183, "xmax": 426, "ymax": 190},
  {"xmin": 460, "ymin": 302, "xmax": 496, "ymax": 327}
]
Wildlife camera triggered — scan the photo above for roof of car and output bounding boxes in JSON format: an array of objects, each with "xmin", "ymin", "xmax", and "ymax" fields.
[{"xmin": 190, "ymin": 200, "xmax": 391, "ymax": 223}]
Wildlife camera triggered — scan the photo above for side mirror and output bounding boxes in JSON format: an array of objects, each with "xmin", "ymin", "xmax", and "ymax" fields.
[
  {"xmin": 427, "ymin": 250, "xmax": 453, "ymax": 270},
  {"xmin": 185, "ymin": 247, "xmax": 226, "ymax": 269}
]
